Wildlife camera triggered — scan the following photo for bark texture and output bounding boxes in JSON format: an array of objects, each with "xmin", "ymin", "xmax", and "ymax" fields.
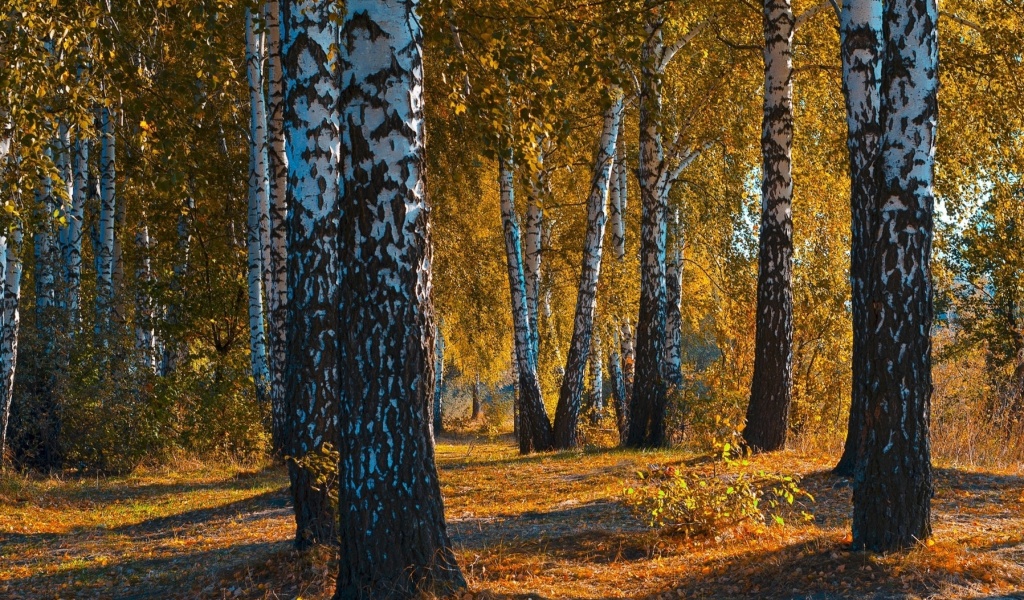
[
  {"xmin": 833, "ymin": 0, "xmax": 883, "ymax": 478},
  {"xmin": 282, "ymin": 0, "xmax": 340, "ymax": 550},
  {"xmin": 498, "ymin": 152, "xmax": 554, "ymax": 454},
  {"xmin": 335, "ymin": 1, "xmax": 466, "ymax": 596},
  {"xmin": 852, "ymin": 0, "xmax": 937, "ymax": 552},
  {"xmin": 553, "ymin": 92, "xmax": 622, "ymax": 449},
  {"xmin": 744, "ymin": 0, "xmax": 796, "ymax": 453}
]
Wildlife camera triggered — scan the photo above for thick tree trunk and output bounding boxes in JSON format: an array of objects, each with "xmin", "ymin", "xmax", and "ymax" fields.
[
  {"xmin": 282, "ymin": 0, "xmax": 340, "ymax": 550},
  {"xmin": 245, "ymin": 8, "xmax": 271, "ymax": 410},
  {"xmin": 335, "ymin": 1, "xmax": 466, "ymax": 595},
  {"xmin": 628, "ymin": 21, "xmax": 670, "ymax": 448},
  {"xmin": 498, "ymin": 152, "xmax": 554, "ymax": 454},
  {"xmin": 96, "ymin": 102, "xmax": 116, "ymax": 338},
  {"xmin": 744, "ymin": 0, "xmax": 796, "ymax": 453},
  {"xmin": 264, "ymin": 0, "xmax": 290, "ymax": 456},
  {"xmin": 833, "ymin": 0, "xmax": 883, "ymax": 478},
  {"xmin": 0, "ymin": 227, "xmax": 21, "ymax": 468},
  {"xmin": 852, "ymin": 0, "xmax": 936, "ymax": 552},
  {"xmin": 553, "ymin": 92, "xmax": 623, "ymax": 449}
]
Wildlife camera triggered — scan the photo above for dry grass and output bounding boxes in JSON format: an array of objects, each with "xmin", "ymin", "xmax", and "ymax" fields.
[{"xmin": 3, "ymin": 434, "xmax": 1024, "ymax": 599}]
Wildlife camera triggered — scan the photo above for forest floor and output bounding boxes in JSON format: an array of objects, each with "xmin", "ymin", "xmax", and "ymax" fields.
[{"xmin": 2, "ymin": 434, "xmax": 1024, "ymax": 599}]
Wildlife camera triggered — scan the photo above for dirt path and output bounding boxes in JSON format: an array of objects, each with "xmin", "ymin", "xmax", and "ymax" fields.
[{"xmin": 2, "ymin": 437, "xmax": 1024, "ymax": 599}]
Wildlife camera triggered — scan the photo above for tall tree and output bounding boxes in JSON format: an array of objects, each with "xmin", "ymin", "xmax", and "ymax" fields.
[
  {"xmin": 0, "ymin": 226, "xmax": 21, "ymax": 468},
  {"xmin": 744, "ymin": 0, "xmax": 796, "ymax": 453},
  {"xmin": 264, "ymin": 0, "xmax": 290, "ymax": 455},
  {"xmin": 664, "ymin": 206, "xmax": 684, "ymax": 388},
  {"xmin": 852, "ymin": 0, "xmax": 937, "ymax": 552},
  {"xmin": 95, "ymin": 100, "xmax": 116, "ymax": 338},
  {"xmin": 498, "ymin": 151, "xmax": 554, "ymax": 453},
  {"xmin": 833, "ymin": 0, "xmax": 883, "ymax": 477},
  {"xmin": 244, "ymin": 7, "xmax": 271, "ymax": 410},
  {"xmin": 553, "ymin": 90, "xmax": 623, "ymax": 449},
  {"xmin": 627, "ymin": 15, "xmax": 708, "ymax": 448},
  {"xmin": 335, "ymin": 0, "xmax": 466, "ymax": 596},
  {"xmin": 282, "ymin": 0, "xmax": 340, "ymax": 550}
]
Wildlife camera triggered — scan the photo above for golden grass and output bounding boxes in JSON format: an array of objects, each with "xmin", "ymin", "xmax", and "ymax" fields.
[{"xmin": 2, "ymin": 435, "xmax": 1024, "ymax": 599}]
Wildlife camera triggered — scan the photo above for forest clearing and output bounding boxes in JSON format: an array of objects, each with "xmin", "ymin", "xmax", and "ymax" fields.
[
  {"xmin": 3, "ymin": 0, "xmax": 1024, "ymax": 597},
  {"xmin": 4, "ymin": 434, "xmax": 1024, "ymax": 599}
]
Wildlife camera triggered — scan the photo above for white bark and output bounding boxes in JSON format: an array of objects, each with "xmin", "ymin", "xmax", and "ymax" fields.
[
  {"xmin": 245, "ymin": 7, "xmax": 271, "ymax": 405},
  {"xmin": 524, "ymin": 151, "xmax": 545, "ymax": 360},
  {"xmin": 96, "ymin": 101, "xmax": 116, "ymax": 337},
  {"xmin": 0, "ymin": 228, "xmax": 22, "ymax": 466},
  {"xmin": 135, "ymin": 220, "xmax": 157, "ymax": 373}
]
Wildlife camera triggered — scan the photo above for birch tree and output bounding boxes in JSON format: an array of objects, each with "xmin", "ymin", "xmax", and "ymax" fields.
[
  {"xmin": 244, "ymin": 7, "xmax": 271, "ymax": 409},
  {"xmin": 335, "ymin": 0, "xmax": 466, "ymax": 594},
  {"xmin": 833, "ymin": 0, "xmax": 883, "ymax": 478},
  {"xmin": 281, "ymin": 0, "xmax": 340, "ymax": 550},
  {"xmin": 552, "ymin": 90, "xmax": 623, "ymax": 449},
  {"xmin": 627, "ymin": 15, "xmax": 709, "ymax": 448},
  {"xmin": 498, "ymin": 151, "xmax": 554, "ymax": 453},
  {"xmin": 0, "ymin": 228, "xmax": 21, "ymax": 468},
  {"xmin": 95, "ymin": 100, "xmax": 116, "ymax": 338},
  {"xmin": 744, "ymin": 0, "xmax": 796, "ymax": 453},
  {"xmin": 264, "ymin": 0, "xmax": 290, "ymax": 455},
  {"xmin": 852, "ymin": 0, "xmax": 937, "ymax": 552}
]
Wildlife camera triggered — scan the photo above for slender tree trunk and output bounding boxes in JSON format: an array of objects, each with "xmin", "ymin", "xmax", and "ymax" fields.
[
  {"xmin": 96, "ymin": 102, "xmax": 116, "ymax": 338},
  {"xmin": 833, "ymin": 0, "xmax": 883, "ymax": 478},
  {"xmin": 59, "ymin": 131, "xmax": 87, "ymax": 327},
  {"xmin": 609, "ymin": 143, "xmax": 627, "ymax": 261},
  {"xmin": 589, "ymin": 332, "xmax": 604, "ymax": 424},
  {"xmin": 0, "ymin": 226, "xmax": 22, "ymax": 468},
  {"xmin": 245, "ymin": 7, "xmax": 271, "ymax": 411},
  {"xmin": 34, "ymin": 146, "xmax": 61, "ymax": 468},
  {"xmin": 432, "ymin": 322, "xmax": 445, "ymax": 438},
  {"xmin": 498, "ymin": 151, "xmax": 554, "ymax": 454},
  {"xmin": 744, "ymin": 0, "xmax": 796, "ymax": 453},
  {"xmin": 264, "ymin": 0, "xmax": 290, "ymax": 456},
  {"xmin": 282, "ymin": 0, "xmax": 340, "ymax": 550},
  {"xmin": 664, "ymin": 207, "xmax": 684, "ymax": 388},
  {"xmin": 160, "ymin": 196, "xmax": 193, "ymax": 376},
  {"xmin": 608, "ymin": 333, "xmax": 628, "ymax": 438},
  {"xmin": 134, "ymin": 220, "xmax": 157, "ymax": 372},
  {"xmin": 471, "ymin": 375, "xmax": 483, "ymax": 421},
  {"xmin": 335, "ymin": 1, "xmax": 466, "ymax": 595},
  {"xmin": 852, "ymin": 0, "xmax": 936, "ymax": 552},
  {"xmin": 524, "ymin": 153, "xmax": 545, "ymax": 360},
  {"xmin": 628, "ymin": 21, "xmax": 670, "ymax": 448},
  {"xmin": 553, "ymin": 91, "xmax": 623, "ymax": 449}
]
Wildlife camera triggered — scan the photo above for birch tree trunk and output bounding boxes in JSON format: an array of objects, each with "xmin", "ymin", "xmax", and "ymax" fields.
[
  {"xmin": 553, "ymin": 91, "xmax": 623, "ymax": 449},
  {"xmin": 433, "ymin": 322, "xmax": 445, "ymax": 438},
  {"xmin": 134, "ymin": 221, "xmax": 157, "ymax": 373},
  {"xmin": 58, "ymin": 131, "xmax": 88, "ymax": 327},
  {"xmin": 833, "ymin": 0, "xmax": 883, "ymax": 478},
  {"xmin": 609, "ymin": 146, "xmax": 627, "ymax": 261},
  {"xmin": 96, "ymin": 102, "xmax": 116, "ymax": 338},
  {"xmin": 0, "ymin": 228, "xmax": 21, "ymax": 468},
  {"xmin": 664, "ymin": 207, "xmax": 684, "ymax": 388},
  {"xmin": 160, "ymin": 196, "xmax": 193, "ymax": 376},
  {"xmin": 498, "ymin": 151, "xmax": 554, "ymax": 454},
  {"xmin": 524, "ymin": 152, "xmax": 546, "ymax": 359},
  {"xmin": 282, "ymin": 0, "xmax": 340, "ymax": 550},
  {"xmin": 589, "ymin": 332, "xmax": 604, "ymax": 424},
  {"xmin": 608, "ymin": 330, "xmax": 628, "ymax": 439},
  {"xmin": 264, "ymin": 0, "xmax": 290, "ymax": 456},
  {"xmin": 627, "ymin": 21, "xmax": 670, "ymax": 448},
  {"xmin": 852, "ymin": 0, "xmax": 936, "ymax": 551},
  {"xmin": 335, "ymin": 0, "xmax": 466, "ymax": 594},
  {"xmin": 245, "ymin": 7, "xmax": 271, "ymax": 410},
  {"xmin": 34, "ymin": 147, "xmax": 61, "ymax": 467},
  {"xmin": 744, "ymin": 0, "xmax": 796, "ymax": 453}
]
